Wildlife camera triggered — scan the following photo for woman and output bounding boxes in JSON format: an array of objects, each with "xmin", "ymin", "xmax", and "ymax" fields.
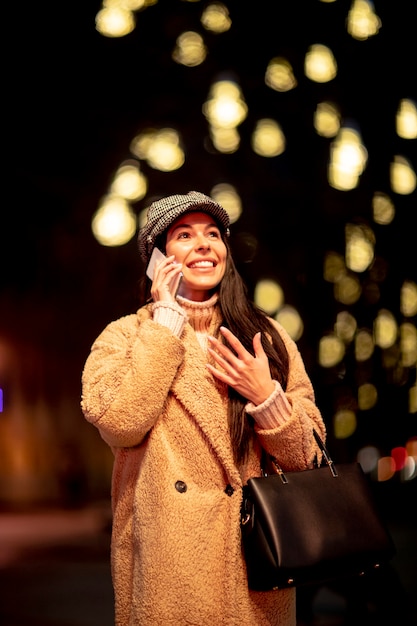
[{"xmin": 81, "ymin": 190, "xmax": 326, "ymax": 626}]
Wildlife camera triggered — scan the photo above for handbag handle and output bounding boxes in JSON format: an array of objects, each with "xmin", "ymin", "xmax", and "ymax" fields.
[
  {"xmin": 312, "ymin": 428, "xmax": 338, "ymax": 477},
  {"xmin": 264, "ymin": 428, "xmax": 338, "ymax": 481}
]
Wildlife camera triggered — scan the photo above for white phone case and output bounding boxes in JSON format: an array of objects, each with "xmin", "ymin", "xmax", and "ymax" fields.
[{"xmin": 146, "ymin": 247, "xmax": 166, "ymax": 281}]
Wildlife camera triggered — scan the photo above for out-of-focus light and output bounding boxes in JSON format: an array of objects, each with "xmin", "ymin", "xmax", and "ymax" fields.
[
  {"xmin": 210, "ymin": 183, "xmax": 242, "ymax": 223},
  {"xmin": 374, "ymin": 309, "xmax": 398, "ymax": 349},
  {"xmin": 347, "ymin": 0, "xmax": 381, "ymax": 41},
  {"xmin": 345, "ymin": 223, "xmax": 375, "ymax": 273},
  {"xmin": 406, "ymin": 436, "xmax": 417, "ymax": 458},
  {"xmin": 201, "ymin": 2, "xmax": 232, "ymax": 33},
  {"xmin": 355, "ymin": 328, "xmax": 374, "ymax": 361},
  {"xmin": 304, "ymin": 44, "xmax": 337, "ymax": 83},
  {"xmin": 319, "ymin": 334, "xmax": 345, "ymax": 367},
  {"xmin": 0, "ymin": 388, "xmax": 3, "ymax": 412},
  {"xmin": 203, "ymin": 80, "xmax": 248, "ymax": 129},
  {"xmin": 209, "ymin": 127, "xmax": 240, "ymax": 153},
  {"xmin": 95, "ymin": 6, "xmax": 135, "ymax": 37},
  {"xmin": 251, "ymin": 119, "xmax": 286, "ymax": 157},
  {"xmin": 328, "ymin": 126, "xmax": 368, "ymax": 191},
  {"xmin": 110, "ymin": 162, "xmax": 148, "ymax": 201},
  {"xmin": 390, "ymin": 155, "xmax": 417, "ymax": 194},
  {"xmin": 275, "ymin": 306, "xmax": 304, "ymax": 341},
  {"xmin": 130, "ymin": 128, "xmax": 185, "ymax": 171},
  {"xmin": 323, "ymin": 251, "xmax": 346, "ymax": 282},
  {"xmin": 254, "ymin": 280, "xmax": 284, "ymax": 314},
  {"xmin": 400, "ymin": 323, "xmax": 417, "ymax": 367},
  {"xmin": 265, "ymin": 57, "xmax": 297, "ymax": 92},
  {"xmin": 358, "ymin": 383, "xmax": 378, "ymax": 410},
  {"xmin": 314, "ymin": 101, "xmax": 340, "ymax": 137},
  {"xmin": 334, "ymin": 273, "xmax": 361, "ymax": 305},
  {"xmin": 172, "ymin": 31, "xmax": 207, "ymax": 66},
  {"xmin": 396, "ymin": 99, "xmax": 417, "ymax": 139},
  {"xmin": 357, "ymin": 445, "xmax": 380, "ymax": 473},
  {"xmin": 402, "ymin": 455, "xmax": 416, "ymax": 481},
  {"xmin": 335, "ymin": 310, "xmax": 357, "ymax": 343},
  {"xmin": 333, "ymin": 409, "xmax": 357, "ymax": 439},
  {"xmin": 391, "ymin": 446, "xmax": 408, "ymax": 471},
  {"xmin": 92, "ymin": 195, "xmax": 137, "ymax": 246},
  {"xmin": 372, "ymin": 191, "xmax": 395, "ymax": 225},
  {"xmin": 401, "ymin": 281, "xmax": 417, "ymax": 317},
  {"xmin": 377, "ymin": 456, "xmax": 396, "ymax": 481}
]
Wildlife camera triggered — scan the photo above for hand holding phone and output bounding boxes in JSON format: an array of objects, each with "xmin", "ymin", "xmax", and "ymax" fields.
[{"xmin": 146, "ymin": 247, "xmax": 182, "ymax": 294}]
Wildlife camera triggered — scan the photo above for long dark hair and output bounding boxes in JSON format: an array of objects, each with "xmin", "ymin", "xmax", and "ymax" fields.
[
  {"xmin": 218, "ymin": 239, "xmax": 289, "ymax": 463},
  {"xmin": 138, "ymin": 234, "xmax": 289, "ymax": 464}
]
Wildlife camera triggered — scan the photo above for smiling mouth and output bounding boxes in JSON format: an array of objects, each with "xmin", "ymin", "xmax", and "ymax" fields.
[{"xmin": 187, "ymin": 261, "xmax": 216, "ymax": 269}]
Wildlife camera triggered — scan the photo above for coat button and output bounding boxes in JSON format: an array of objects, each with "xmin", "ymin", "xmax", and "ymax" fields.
[
  {"xmin": 175, "ymin": 480, "xmax": 187, "ymax": 493},
  {"xmin": 224, "ymin": 484, "xmax": 234, "ymax": 496}
]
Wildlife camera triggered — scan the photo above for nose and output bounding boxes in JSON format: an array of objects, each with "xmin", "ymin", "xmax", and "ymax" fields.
[{"xmin": 195, "ymin": 234, "xmax": 210, "ymax": 250}]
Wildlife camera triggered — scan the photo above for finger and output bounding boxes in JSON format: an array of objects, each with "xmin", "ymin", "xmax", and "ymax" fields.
[
  {"xmin": 218, "ymin": 326, "xmax": 252, "ymax": 359},
  {"xmin": 252, "ymin": 332, "xmax": 265, "ymax": 358},
  {"xmin": 153, "ymin": 255, "xmax": 176, "ymax": 278},
  {"xmin": 207, "ymin": 347, "xmax": 237, "ymax": 374},
  {"xmin": 206, "ymin": 363, "xmax": 233, "ymax": 385},
  {"xmin": 207, "ymin": 336, "xmax": 241, "ymax": 366}
]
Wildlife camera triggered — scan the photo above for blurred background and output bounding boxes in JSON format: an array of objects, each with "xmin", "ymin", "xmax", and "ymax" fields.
[{"xmin": 1, "ymin": 0, "xmax": 416, "ymax": 624}]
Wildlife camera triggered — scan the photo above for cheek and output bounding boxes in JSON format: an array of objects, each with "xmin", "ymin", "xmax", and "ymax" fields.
[{"xmin": 165, "ymin": 241, "xmax": 182, "ymax": 259}]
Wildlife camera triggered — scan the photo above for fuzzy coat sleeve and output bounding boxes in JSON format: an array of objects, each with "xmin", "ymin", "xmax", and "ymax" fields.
[
  {"xmin": 252, "ymin": 319, "xmax": 326, "ymax": 472},
  {"xmin": 81, "ymin": 308, "xmax": 185, "ymax": 448}
]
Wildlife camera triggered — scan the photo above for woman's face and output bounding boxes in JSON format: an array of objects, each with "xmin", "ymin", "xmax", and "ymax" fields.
[{"xmin": 165, "ymin": 211, "xmax": 227, "ymax": 301}]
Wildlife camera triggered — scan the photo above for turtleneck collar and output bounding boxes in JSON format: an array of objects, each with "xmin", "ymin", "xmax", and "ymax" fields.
[{"xmin": 176, "ymin": 293, "xmax": 220, "ymax": 334}]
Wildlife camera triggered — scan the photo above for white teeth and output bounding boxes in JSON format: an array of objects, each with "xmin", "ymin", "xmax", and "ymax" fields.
[{"xmin": 189, "ymin": 261, "xmax": 214, "ymax": 268}]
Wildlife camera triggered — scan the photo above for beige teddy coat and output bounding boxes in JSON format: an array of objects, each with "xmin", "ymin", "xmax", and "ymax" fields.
[{"xmin": 81, "ymin": 304, "xmax": 325, "ymax": 626}]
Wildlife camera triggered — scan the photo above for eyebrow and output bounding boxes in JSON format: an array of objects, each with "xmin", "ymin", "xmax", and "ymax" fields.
[{"xmin": 169, "ymin": 221, "xmax": 220, "ymax": 234}]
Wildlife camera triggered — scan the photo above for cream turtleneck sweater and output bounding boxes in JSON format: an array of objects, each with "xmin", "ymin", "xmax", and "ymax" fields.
[{"xmin": 151, "ymin": 294, "xmax": 291, "ymax": 429}]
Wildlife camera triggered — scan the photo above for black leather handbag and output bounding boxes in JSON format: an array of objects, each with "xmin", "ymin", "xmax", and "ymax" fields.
[{"xmin": 240, "ymin": 429, "xmax": 395, "ymax": 591}]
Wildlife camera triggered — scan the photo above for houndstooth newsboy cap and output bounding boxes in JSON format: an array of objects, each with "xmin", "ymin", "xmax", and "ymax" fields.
[{"xmin": 138, "ymin": 191, "xmax": 230, "ymax": 263}]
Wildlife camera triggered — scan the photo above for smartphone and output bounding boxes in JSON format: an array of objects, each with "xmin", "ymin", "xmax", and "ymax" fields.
[
  {"xmin": 146, "ymin": 247, "xmax": 183, "ymax": 293},
  {"xmin": 146, "ymin": 247, "xmax": 166, "ymax": 281}
]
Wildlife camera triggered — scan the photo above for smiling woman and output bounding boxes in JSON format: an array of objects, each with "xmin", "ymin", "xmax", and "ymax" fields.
[{"xmin": 80, "ymin": 190, "xmax": 326, "ymax": 626}]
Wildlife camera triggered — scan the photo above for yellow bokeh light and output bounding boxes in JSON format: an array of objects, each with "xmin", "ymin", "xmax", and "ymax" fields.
[
  {"xmin": 92, "ymin": 195, "xmax": 137, "ymax": 246},
  {"xmin": 319, "ymin": 334, "xmax": 345, "ymax": 367},
  {"xmin": 304, "ymin": 44, "xmax": 337, "ymax": 83},
  {"xmin": 265, "ymin": 57, "xmax": 297, "ymax": 92},
  {"xmin": 358, "ymin": 383, "xmax": 378, "ymax": 410},
  {"xmin": 355, "ymin": 328, "xmax": 374, "ymax": 361},
  {"xmin": 251, "ymin": 119, "xmax": 286, "ymax": 157},
  {"xmin": 254, "ymin": 280, "xmax": 284, "ymax": 314},
  {"xmin": 275, "ymin": 306, "xmax": 304, "ymax": 341},
  {"xmin": 333, "ymin": 409, "xmax": 357, "ymax": 439},
  {"xmin": 374, "ymin": 309, "xmax": 398, "ymax": 349}
]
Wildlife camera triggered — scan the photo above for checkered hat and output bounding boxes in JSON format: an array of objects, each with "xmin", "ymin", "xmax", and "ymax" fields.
[{"xmin": 138, "ymin": 191, "xmax": 230, "ymax": 262}]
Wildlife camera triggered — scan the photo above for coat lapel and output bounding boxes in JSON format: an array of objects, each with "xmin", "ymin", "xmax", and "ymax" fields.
[{"xmin": 171, "ymin": 325, "xmax": 241, "ymax": 484}]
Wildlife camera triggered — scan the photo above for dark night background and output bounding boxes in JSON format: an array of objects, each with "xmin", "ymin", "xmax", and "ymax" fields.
[{"xmin": 1, "ymin": 1, "xmax": 416, "ymax": 624}]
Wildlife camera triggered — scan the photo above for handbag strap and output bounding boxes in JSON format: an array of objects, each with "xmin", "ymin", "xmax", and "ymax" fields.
[
  {"xmin": 262, "ymin": 428, "xmax": 338, "ymax": 481},
  {"xmin": 312, "ymin": 428, "xmax": 337, "ymax": 476}
]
